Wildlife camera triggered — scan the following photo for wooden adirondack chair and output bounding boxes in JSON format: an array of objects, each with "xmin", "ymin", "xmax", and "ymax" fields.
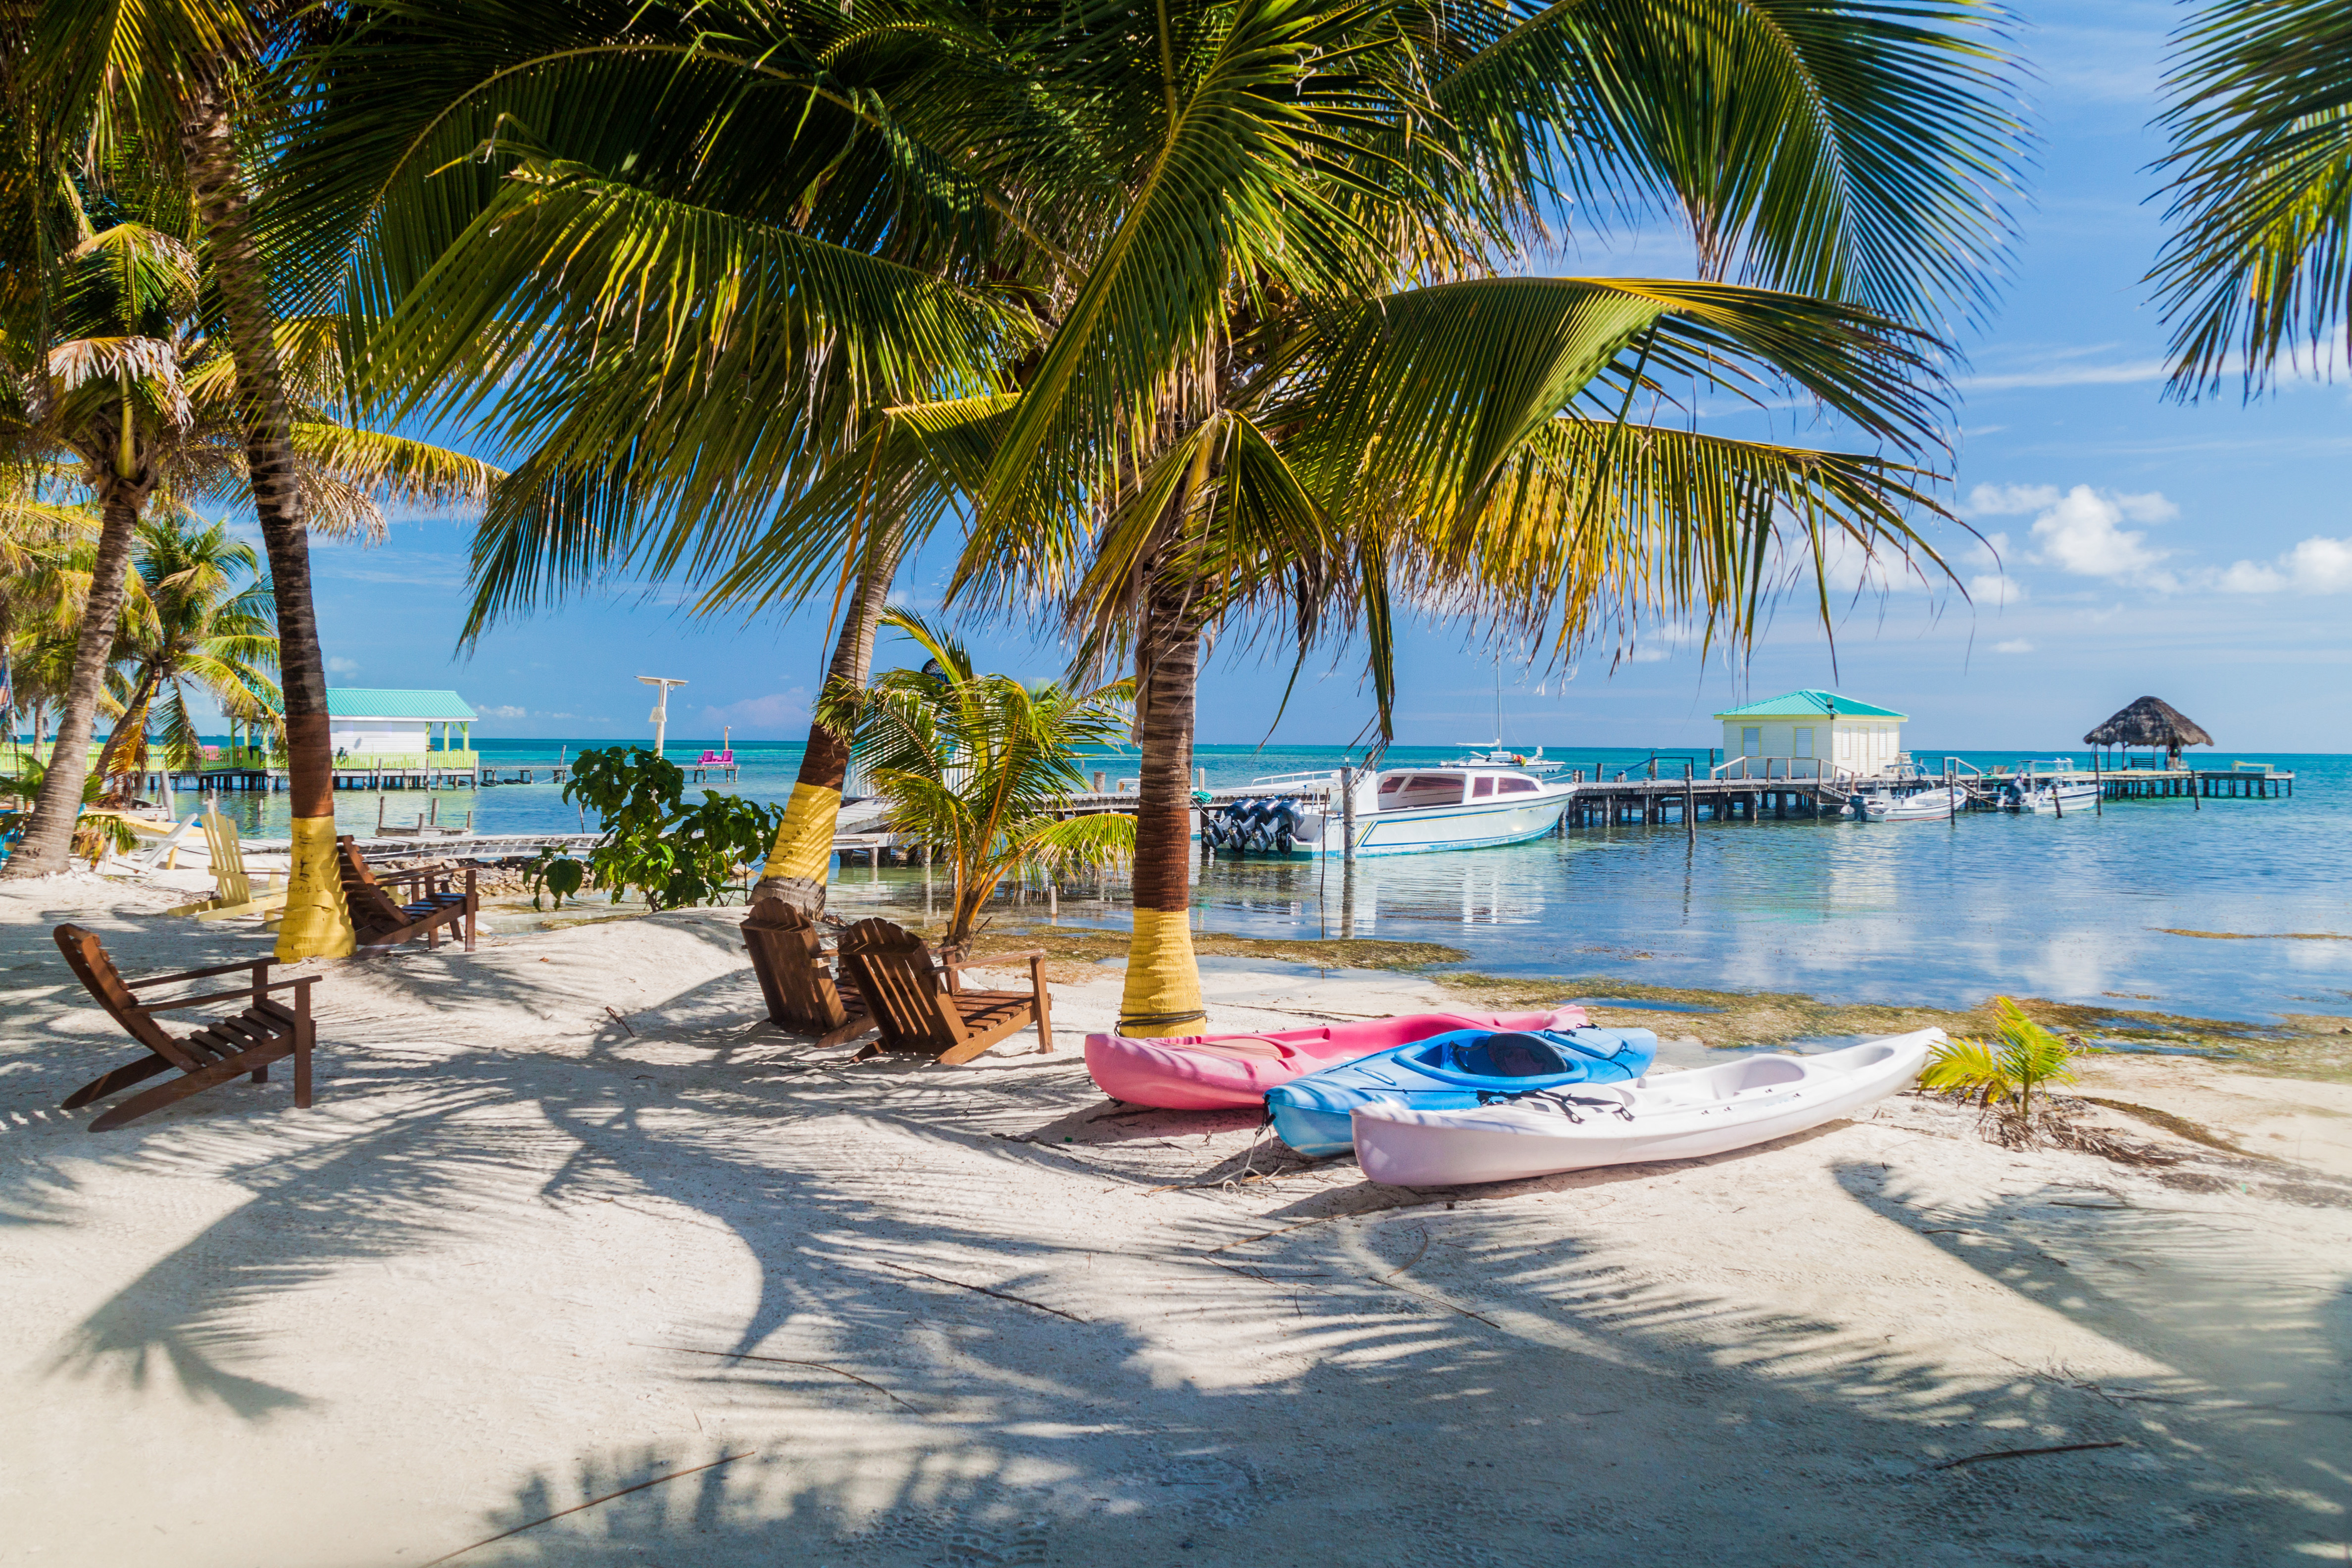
[
  {"xmin": 336, "ymin": 836, "xmax": 477, "ymax": 955},
  {"xmin": 836, "ymin": 917, "xmax": 1052, "ymax": 1065},
  {"xmin": 163, "ymin": 808, "xmax": 290, "ymax": 922},
  {"xmin": 739, "ymin": 897, "xmax": 877, "ymax": 1046},
  {"xmin": 51, "ymin": 924, "xmax": 315, "ymax": 1132}
]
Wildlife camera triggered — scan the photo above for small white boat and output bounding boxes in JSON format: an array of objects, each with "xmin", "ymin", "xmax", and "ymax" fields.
[
  {"xmin": 1848, "ymin": 783, "xmax": 1966, "ymax": 822},
  {"xmin": 2000, "ymin": 765, "xmax": 2100, "ymax": 815},
  {"xmin": 1203, "ymin": 765, "xmax": 1573, "ymax": 857},
  {"xmin": 1350, "ymin": 1029, "xmax": 1943, "ymax": 1186},
  {"xmin": 1443, "ymin": 741, "xmax": 1566, "ymax": 777}
]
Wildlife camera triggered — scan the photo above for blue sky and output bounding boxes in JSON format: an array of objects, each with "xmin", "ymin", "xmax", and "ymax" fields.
[{"xmin": 296, "ymin": 0, "xmax": 2350, "ymax": 755}]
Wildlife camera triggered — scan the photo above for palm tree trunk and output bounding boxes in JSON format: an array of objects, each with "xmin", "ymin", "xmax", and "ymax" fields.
[
  {"xmin": 1, "ymin": 490, "xmax": 142, "ymax": 878},
  {"xmin": 1115, "ymin": 569, "xmax": 1207, "ymax": 1037},
  {"xmin": 90, "ymin": 663, "xmax": 164, "ymax": 794},
  {"xmin": 750, "ymin": 516, "xmax": 907, "ymax": 912},
  {"xmin": 181, "ymin": 81, "xmax": 350, "ymax": 957}
]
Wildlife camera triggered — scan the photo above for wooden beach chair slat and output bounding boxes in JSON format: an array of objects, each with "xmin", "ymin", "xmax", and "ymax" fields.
[
  {"xmin": 50, "ymin": 924, "xmax": 316, "ymax": 1132},
  {"xmin": 836, "ymin": 918, "xmax": 1053, "ymax": 1067},
  {"xmin": 162, "ymin": 808, "xmax": 292, "ymax": 922},
  {"xmin": 740, "ymin": 898, "xmax": 874, "ymax": 1047},
  {"xmin": 336, "ymin": 837, "xmax": 478, "ymax": 956}
]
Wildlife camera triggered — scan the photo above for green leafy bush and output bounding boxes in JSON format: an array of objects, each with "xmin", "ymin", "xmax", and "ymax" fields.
[{"xmin": 562, "ymin": 747, "xmax": 785, "ymax": 912}]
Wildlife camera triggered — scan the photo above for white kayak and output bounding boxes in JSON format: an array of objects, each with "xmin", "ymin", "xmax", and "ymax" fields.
[{"xmin": 1351, "ymin": 1028, "xmax": 1943, "ymax": 1186}]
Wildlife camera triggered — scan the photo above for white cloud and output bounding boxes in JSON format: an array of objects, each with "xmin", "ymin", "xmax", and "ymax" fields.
[
  {"xmin": 478, "ymin": 704, "xmax": 527, "ymax": 720},
  {"xmin": 1993, "ymin": 638, "xmax": 2035, "ymax": 654},
  {"xmin": 1970, "ymin": 573, "xmax": 2026, "ymax": 606},
  {"xmin": 327, "ymin": 656, "xmax": 361, "ymax": 675},
  {"xmin": 1962, "ymin": 530, "xmax": 2011, "ymax": 568},
  {"xmin": 1956, "ymin": 359, "xmax": 2167, "ymax": 393},
  {"xmin": 1964, "ymin": 484, "xmax": 2062, "ymax": 518},
  {"xmin": 2025, "ymin": 485, "xmax": 2177, "ymax": 586},
  {"xmin": 2214, "ymin": 535, "xmax": 2352, "ymax": 594}
]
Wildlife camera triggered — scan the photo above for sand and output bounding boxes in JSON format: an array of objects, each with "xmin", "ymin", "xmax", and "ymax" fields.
[{"xmin": 2, "ymin": 874, "xmax": 2348, "ymax": 1567}]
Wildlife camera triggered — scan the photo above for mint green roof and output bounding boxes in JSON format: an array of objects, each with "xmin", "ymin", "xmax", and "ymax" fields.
[
  {"xmin": 1713, "ymin": 689, "xmax": 1905, "ymax": 721},
  {"xmin": 326, "ymin": 688, "xmax": 476, "ymax": 721}
]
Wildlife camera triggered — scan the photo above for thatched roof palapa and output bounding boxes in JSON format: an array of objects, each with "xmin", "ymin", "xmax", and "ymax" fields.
[{"xmin": 2083, "ymin": 696, "xmax": 2214, "ymax": 750}]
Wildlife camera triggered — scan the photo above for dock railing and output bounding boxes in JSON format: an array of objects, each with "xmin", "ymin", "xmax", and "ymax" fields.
[{"xmin": 1710, "ymin": 755, "xmax": 1840, "ymax": 781}]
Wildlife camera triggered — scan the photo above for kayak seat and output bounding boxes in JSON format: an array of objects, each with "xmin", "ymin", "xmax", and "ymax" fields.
[{"xmin": 1447, "ymin": 1032, "xmax": 1573, "ymax": 1078}]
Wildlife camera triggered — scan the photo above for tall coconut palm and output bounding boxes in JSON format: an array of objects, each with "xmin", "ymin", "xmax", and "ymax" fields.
[
  {"xmin": 30, "ymin": 0, "xmax": 386, "ymax": 947},
  {"xmin": 294, "ymin": 0, "xmax": 2021, "ymax": 1030},
  {"xmin": 0, "ymin": 164, "xmax": 499, "ymax": 879},
  {"xmin": 89, "ymin": 512, "xmax": 280, "ymax": 793},
  {"xmin": 2150, "ymin": 0, "xmax": 2352, "ymax": 396}
]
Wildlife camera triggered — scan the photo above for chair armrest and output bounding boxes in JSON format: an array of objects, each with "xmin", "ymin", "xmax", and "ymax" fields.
[
  {"xmin": 138, "ymin": 976, "xmax": 318, "ymax": 1013},
  {"xmin": 963, "ymin": 949, "xmax": 1046, "ymax": 965},
  {"xmin": 127, "ymin": 958, "xmax": 271, "ymax": 988}
]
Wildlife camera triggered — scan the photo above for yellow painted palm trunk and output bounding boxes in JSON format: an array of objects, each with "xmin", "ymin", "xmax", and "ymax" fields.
[
  {"xmin": 274, "ymin": 815, "xmax": 355, "ymax": 959},
  {"xmin": 755, "ymin": 779, "xmax": 843, "ymax": 898},
  {"xmin": 1117, "ymin": 585, "xmax": 1207, "ymax": 1038}
]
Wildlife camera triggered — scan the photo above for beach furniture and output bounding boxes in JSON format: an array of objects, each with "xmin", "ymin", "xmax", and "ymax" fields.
[
  {"xmin": 1352, "ymin": 1029, "xmax": 1942, "ymax": 1186},
  {"xmin": 836, "ymin": 917, "xmax": 1051, "ymax": 1064},
  {"xmin": 1085, "ymin": 1004, "xmax": 1589, "ymax": 1111},
  {"xmin": 50, "ymin": 924, "xmax": 315, "ymax": 1132},
  {"xmin": 1266, "ymin": 1025, "xmax": 1659, "ymax": 1157},
  {"xmin": 163, "ymin": 809, "xmax": 291, "ymax": 922},
  {"xmin": 336, "ymin": 836, "xmax": 478, "ymax": 954},
  {"xmin": 740, "ymin": 897, "xmax": 875, "ymax": 1047}
]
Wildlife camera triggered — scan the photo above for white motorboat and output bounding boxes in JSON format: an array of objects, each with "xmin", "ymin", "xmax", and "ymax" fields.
[
  {"xmin": 1847, "ymin": 782, "xmax": 1966, "ymax": 822},
  {"xmin": 1443, "ymin": 741, "xmax": 1566, "ymax": 777},
  {"xmin": 1202, "ymin": 765, "xmax": 1573, "ymax": 857},
  {"xmin": 2000, "ymin": 763, "xmax": 2100, "ymax": 815},
  {"xmin": 1350, "ymin": 1029, "xmax": 1943, "ymax": 1186}
]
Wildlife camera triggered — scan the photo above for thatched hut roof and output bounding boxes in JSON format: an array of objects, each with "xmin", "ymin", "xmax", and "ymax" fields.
[{"xmin": 2083, "ymin": 696, "xmax": 2213, "ymax": 749}]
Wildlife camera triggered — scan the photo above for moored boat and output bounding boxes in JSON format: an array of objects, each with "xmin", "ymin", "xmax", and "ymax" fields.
[
  {"xmin": 1200, "ymin": 764, "xmax": 1574, "ymax": 857},
  {"xmin": 1848, "ymin": 783, "xmax": 1966, "ymax": 822},
  {"xmin": 1265, "ymin": 1024, "xmax": 1656, "ymax": 1156},
  {"xmin": 1084, "ymin": 1005, "xmax": 1588, "ymax": 1111},
  {"xmin": 1999, "ymin": 765, "xmax": 2100, "ymax": 814},
  {"xmin": 1350, "ymin": 1029, "xmax": 1942, "ymax": 1186}
]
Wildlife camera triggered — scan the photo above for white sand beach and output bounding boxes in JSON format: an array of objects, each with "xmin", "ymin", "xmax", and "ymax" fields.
[{"xmin": 3, "ymin": 877, "xmax": 2348, "ymax": 1567}]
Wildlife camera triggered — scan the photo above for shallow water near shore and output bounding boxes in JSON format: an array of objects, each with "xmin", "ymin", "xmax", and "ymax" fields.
[{"xmin": 190, "ymin": 739, "xmax": 2352, "ymax": 1025}]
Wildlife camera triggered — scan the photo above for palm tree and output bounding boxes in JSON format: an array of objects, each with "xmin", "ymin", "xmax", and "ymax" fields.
[
  {"xmin": 30, "ymin": 0, "xmax": 410, "ymax": 948},
  {"xmin": 826, "ymin": 610, "xmax": 1135, "ymax": 945},
  {"xmin": 294, "ymin": 0, "xmax": 2022, "ymax": 1029},
  {"xmin": 2150, "ymin": 0, "xmax": 2352, "ymax": 396},
  {"xmin": 88, "ymin": 512, "xmax": 280, "ymax": 796},
  {"xmin": 0, "ymin": 157, "xmax": 498, "ymax": 880}
]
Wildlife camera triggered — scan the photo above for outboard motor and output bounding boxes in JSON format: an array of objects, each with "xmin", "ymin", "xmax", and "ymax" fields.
[{"xmin": 1267, "ymin": 799, "xmax": 1303, "ymax": 853}]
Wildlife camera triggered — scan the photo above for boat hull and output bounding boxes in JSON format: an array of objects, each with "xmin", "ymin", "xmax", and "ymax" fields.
[
  {"xmin": 1351, "ymin": 1029, "xmax": 1941, "ymax": 1185},
  {"xmin": 1083, "ymin": 1006, "xmax": 1586, "ymax": 1111}
]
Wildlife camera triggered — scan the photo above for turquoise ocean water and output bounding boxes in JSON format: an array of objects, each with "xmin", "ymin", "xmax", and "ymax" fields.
[{"xmin": 188, "ymin": 739, "xmax": 2352, "ymax": 1024}]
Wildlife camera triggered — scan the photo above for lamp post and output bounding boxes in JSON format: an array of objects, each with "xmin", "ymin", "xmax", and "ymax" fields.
[{"xmin": 638, "ymin": 676, "xmax": 687, "ymax": 758}]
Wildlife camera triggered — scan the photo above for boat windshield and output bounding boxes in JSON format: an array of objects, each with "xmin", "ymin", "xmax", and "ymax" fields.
[{"xmin": 1377, "ymin": 773, "xmax": 1464, "ymax": 810}]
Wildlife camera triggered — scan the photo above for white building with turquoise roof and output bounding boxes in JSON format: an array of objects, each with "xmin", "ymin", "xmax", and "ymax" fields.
[
  {"xmin": 1713, "ymin": 689, "xmax": 1906, "ymax": 778},
  {"xmin": 327, "ymin": 689, "xmax": 478, "ymax": 770}
]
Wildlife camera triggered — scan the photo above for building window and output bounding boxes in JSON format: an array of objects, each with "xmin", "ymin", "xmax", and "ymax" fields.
[
  {"xmin": 1741, "ymin": 726, "xmax": 1761, "ymax": 757},
  {"xmin": 1793, "ymin": 727, "xmax": 1813, "ymax": 758}
]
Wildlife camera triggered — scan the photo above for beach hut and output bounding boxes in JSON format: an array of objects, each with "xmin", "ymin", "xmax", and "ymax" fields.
[
  {"xmin": 2083, "ymin": 696, "xmax": 2212, "ymax": 769},
  {"xmin": 327, "ymin": 689, "xmax": 478, "ymax": 768},
  {"xmin": 1713, "ymin": 689, "xmax": 1907, "ymax": 778}
]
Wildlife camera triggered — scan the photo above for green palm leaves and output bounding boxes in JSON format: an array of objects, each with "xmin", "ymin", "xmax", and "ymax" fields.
[
  {"xmin": 2152, "ymin": 0, "xmax": 2352, "ymax": 397},
  {"xmin": 1919, "ymin": 996, "xmax": 2080, "ymax": 1126},
  {"xmin": 826, "ymin": 610, "xmax": 1136, "ymax": 943}
]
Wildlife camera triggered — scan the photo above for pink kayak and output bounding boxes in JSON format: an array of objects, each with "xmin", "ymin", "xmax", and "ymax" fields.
[{"xmin": 1083, "ymin": 1005, "xmax": 1590, "ymax": 1111}]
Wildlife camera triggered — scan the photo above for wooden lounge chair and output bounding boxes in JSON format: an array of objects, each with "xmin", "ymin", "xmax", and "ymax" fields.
[
  {"xmin": 836, "ymin": 917, "xmax": 1052, "ymax": 1065},
  {"xmin": 51, "ymin": 924, "xmax": 315, "ymax": 1132},
  {"xmin": 164, "ymin": 807, "xmax": 290, "ymax": 922},
  {"xmin": 336, "ymin": 836, "xmax": 478, "ymax": 955},
  {"xmin": 740, "ymin": 897, "xmax": 876, "ymax": 1047}
]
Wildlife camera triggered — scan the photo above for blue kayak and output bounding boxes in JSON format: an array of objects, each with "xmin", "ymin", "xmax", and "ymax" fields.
[{"xmin": 1266, "ymin": 1027, "xmax": 1659, "ymax": 1157}]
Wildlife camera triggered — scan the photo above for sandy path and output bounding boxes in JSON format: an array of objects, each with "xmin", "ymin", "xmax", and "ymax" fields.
[{"xmin": 2, "ymin": 877, "xmax": 2347, "ymax": 1567}]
